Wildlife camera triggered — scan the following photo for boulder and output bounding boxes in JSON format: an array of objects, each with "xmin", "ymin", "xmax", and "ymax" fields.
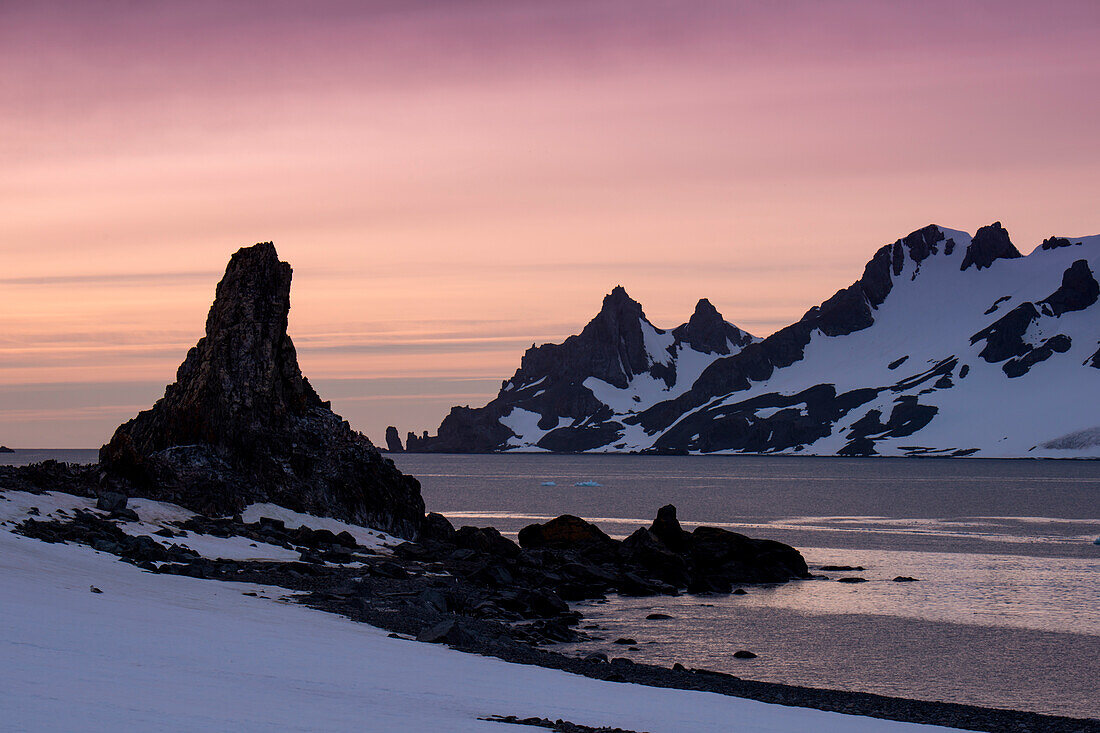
[
  {"xmin": 649, "ymin": 504, "xmax": 690, "ymax": 553},
  {"xmin": 619, "ymin": 528, "xmax": 690, "ymax": 587},
  {"xmin": 688, "ymin": 526, "xmax": 809, "ymax": 583},
  {"xmin": 98, "ymin": 243, "xmax": 425, "ymax": 537},
  {"xmin": 517, "ymin": 514, "xmax": 614, "ymax": 552},
  {"xmin": 421, "ymin": 512, "xmax": 456, "ymax": 542},
  {"xmin": 416, "ymin": 618, "xmax": 479, "ymax": 647},
  {"xmin": 453, "ymin": 526, "xmax": 521, "ymax": 558},
  {"xmin": 96, "ymin": 492, "xmax": 128, "ymax": 513}
]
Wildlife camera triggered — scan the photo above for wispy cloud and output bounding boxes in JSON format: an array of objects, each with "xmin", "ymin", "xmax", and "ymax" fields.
[{"xmin": 0, "ymin": 271, "xmax": 219, "ymax": 286}]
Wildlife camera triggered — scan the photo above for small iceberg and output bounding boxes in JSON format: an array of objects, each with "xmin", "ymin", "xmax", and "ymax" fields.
[
  {"xmin": 540, "ymin": 481, "xmax": 557, "ymax": 487},
  {"xmin": 573, "ymin": 480, "xmax": 601, "ymax": 487}
]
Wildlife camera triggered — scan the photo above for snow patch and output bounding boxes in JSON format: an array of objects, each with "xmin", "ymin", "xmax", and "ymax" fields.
[{"xmin": 240, "ymin": 503, "xmax": 398, "ymax": 551}]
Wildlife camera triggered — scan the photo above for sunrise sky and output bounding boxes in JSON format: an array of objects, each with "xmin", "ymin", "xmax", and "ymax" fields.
[{"xmin": 3, "ymin": 0, "xmax": 1099, "ymax": 447}]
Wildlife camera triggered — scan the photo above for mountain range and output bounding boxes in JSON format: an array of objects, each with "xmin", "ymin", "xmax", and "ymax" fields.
[{"xmin": 395, "ymin": 223, "xmax": 1100, "ymax": 458}]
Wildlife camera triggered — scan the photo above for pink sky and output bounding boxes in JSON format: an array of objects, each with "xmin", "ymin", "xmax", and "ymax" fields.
[{"xmin": 2, "ymin": 0, "xmax": 1099, "ymax": 447}]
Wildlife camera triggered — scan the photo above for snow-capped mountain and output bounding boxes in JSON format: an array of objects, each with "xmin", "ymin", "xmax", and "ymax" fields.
[
  {"xmin": 403, "ymin": 223, "xmax": 1100, "ymax": 458},
  {"xmin": 404, "ymin": 287, "xmax": 755, "ymax": 453}
]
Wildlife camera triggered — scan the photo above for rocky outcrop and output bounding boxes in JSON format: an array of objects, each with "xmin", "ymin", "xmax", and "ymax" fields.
[
  {"xmin": 99, "ymin": 242, "xmax": 425, "ymax": 537},
  {"xmin": 1040, "ymin": 260, "xmax": 1098, "ymax": 316},
  {"xmin": 671, "ymin": 298, "xmax": 754, "ymax": 355},
  {"xmin": 960, "ymin": 222, "xmax": 1022, "ymax": 271},
  {"xmin": 1041, "ymin": 236, "xmax": 1075, "ymax": 251},
  {"xmin": 384, "ymin": 426, "xmax": 404, "ymax": 453},
  {"xmin": 516, "ymin": 505, "xmax": 808, "ymax": 593},
  {"xmin": 972, "ymin": 259, "xmax": 1096, "ymax": 377},
  {"xmin": 0, "ymin": 445, "xmax": 13, "ymax": 453},
  {"xmin": 518, "ymin": 515, "xmax": 615, "ymax": 552}
]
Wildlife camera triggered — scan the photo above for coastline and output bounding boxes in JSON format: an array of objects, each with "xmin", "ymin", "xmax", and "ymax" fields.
[
  {"xmin": 298, "ymin": 565, "xmax": 1099, "ymax": 732},
  {"xmin": 4, "ymin": 477, "xmax": 1095, "ymax": 726}
]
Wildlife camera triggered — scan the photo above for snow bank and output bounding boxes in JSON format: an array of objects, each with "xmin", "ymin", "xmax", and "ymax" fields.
[
  {"xmin": 0, "ymin": 527, "xmax": 951, "ymax": 732},
  {"xmin": 0, "ymin": 490, "xmax": 294, "ymax": 562},
  {"xmin": 240, "ymin": 503, "xmax": 397, "ymax": 551}
]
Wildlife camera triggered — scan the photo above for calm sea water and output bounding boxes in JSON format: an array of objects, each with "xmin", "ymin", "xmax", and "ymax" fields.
[
  {"xmin": 390, "ymin": 454, "xmax": 1100, "ymax": 719},
  {"xmin": 8, "ymin": 450, "xmax": 1099, "ymax": 717}
]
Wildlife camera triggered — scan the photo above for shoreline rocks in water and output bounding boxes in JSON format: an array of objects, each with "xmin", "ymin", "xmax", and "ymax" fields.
[
  {"xmin": 9, "ymin": 497, "xmax": 1094, "ymax": 733},
  {"xmin": 97, "ymin": 243, "xmax": 425, "ymax": 538}
]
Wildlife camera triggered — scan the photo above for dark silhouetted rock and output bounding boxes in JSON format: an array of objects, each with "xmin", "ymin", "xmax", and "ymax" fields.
[
  {"xmin": 99, "ymin": 242, "xmax": 425, "ymax": 537},
  {"xmin": 416, "ymin": 618, "xmax": 479, "ymax": 647},
  {"xmin": 733, "ymin": 650, "xmax": 757, "ymax": 659},
  {"xmin": 421, "ymin": 512, "xmax": 456, "ymax": 542},
  {"xmin": 671, "ymin": 298, "xmax": 753, "ymax": 355},
  {"xmin": 1041, "ymin": 260, "xmax": 1098, "ymax": 317},
  {"xmin": 518, "ymin": 514, "xmax": 613, "ymax": 551},
  {"xmin": 384, "ymin": 426, "xmax": 404, "ymax": 452},
  {"xmin": 453, "ymin": 526, "xmax": 521, "ymax": 558},
  {"xmin": 688, "ymin": 525, "xmax": 809, "ymax": 583},
  {"xmin": 1040, "ymin": 236, "xmax": 1074, "ymax": 250},
  {"xmin": 649, "ymin": 504, "xmax": 689, "ymax": 553},
  {"xmin": 960, "ymin": 222, "xmax": 1022, "ymax": 271},
  {"xmin": 620, "ymin": 527, "xmax": 691, "ymax": 587},
  {"xmin": 0, "ymin": 445, "xmax": 13, "ymax": 453}
]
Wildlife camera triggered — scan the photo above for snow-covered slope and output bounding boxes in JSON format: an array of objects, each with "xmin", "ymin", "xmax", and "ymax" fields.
[
  {"xmin": 0, "ymin": 505, "xmax": 949, "ymax": 732},
  {"xmin": 407, "ymin": 223, "xmax": 1100, "ymax": 458}
]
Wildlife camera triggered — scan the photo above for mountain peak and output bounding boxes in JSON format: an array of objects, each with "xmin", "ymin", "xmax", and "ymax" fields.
[
  {"xmin": 961, "ymin": 221, "xmax": 1022, "ymax": 271},
  {"xmin": 672, "ymin": 297, "xmax": 752, "ymax": 355},
  {"xmin": 601, "ymin": 285, "xmax": 637, "ymax": 309},
  {"xmin": 693, "ymin": 297, "xmax": 720, "ymax": 318}
]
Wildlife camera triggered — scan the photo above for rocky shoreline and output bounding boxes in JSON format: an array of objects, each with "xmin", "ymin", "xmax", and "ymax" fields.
[{"xmin": 7, "ymin": 490, "xmax": 1097, "ymax": 733}]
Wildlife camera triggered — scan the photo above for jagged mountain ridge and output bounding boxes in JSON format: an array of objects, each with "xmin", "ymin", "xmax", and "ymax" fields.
[
  {"xmin": 402, "ymin": 223, "xmax": 1100, "ymax": 458},
  {"xmin": 405, "ymin": 288, "xmax": 755, "ymax": 453}
]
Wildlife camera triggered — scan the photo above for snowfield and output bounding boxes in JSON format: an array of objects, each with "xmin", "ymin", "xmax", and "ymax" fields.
[{"xmin": 0, "ymin": 496, "xmax": 952, "ymax": 732}]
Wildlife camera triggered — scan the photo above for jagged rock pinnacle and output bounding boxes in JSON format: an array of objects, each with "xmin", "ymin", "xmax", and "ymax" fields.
[
  {"xmin": 100, "ymin": 242, "xmax": 425, "ymax": 536},
  {"xmin": 961, "ymin": 222, "xmax": 1022, "ymax": 271}
]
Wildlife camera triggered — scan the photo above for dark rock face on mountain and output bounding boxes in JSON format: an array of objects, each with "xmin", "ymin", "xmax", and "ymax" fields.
[
  {"xmin": 1041, "ymin": 236, "xmax": 1074, "ymax": 251},
  {"xmin": 100, "ymin": 243, "xmax": 425, "ymax": 537},
  {"xmin": 671, "ymin": 298, "xmax": 754, "ymax": 355},
  {"xmin": 384, "ymin": 426, "xmax": 404, "ymax": 452},
  {"xmin": 1040, "ymin": 259, "xmax": 1098, "ymax": 316},
  {"xmin": 960, "ymin": 222, "xmax": 1022, "ymax": 271},
  {"xmin": 971, "ymin": 259, "xmax": 1096, "ymax": 378}
]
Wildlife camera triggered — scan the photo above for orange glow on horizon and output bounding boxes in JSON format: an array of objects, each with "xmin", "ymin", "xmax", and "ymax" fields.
[{"xmin": 2, "ymin": 1, "xmax": 1098, "ymax": 446}]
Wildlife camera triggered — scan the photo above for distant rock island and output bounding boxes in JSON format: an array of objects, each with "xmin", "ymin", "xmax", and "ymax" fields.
[
  {"xmin": 0, "ymin": 446, "xmax": 13, "ymax": 453},
  {"xmin": 397, "ymin": 223, "xmax": 1100, "ymax": 458}
]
